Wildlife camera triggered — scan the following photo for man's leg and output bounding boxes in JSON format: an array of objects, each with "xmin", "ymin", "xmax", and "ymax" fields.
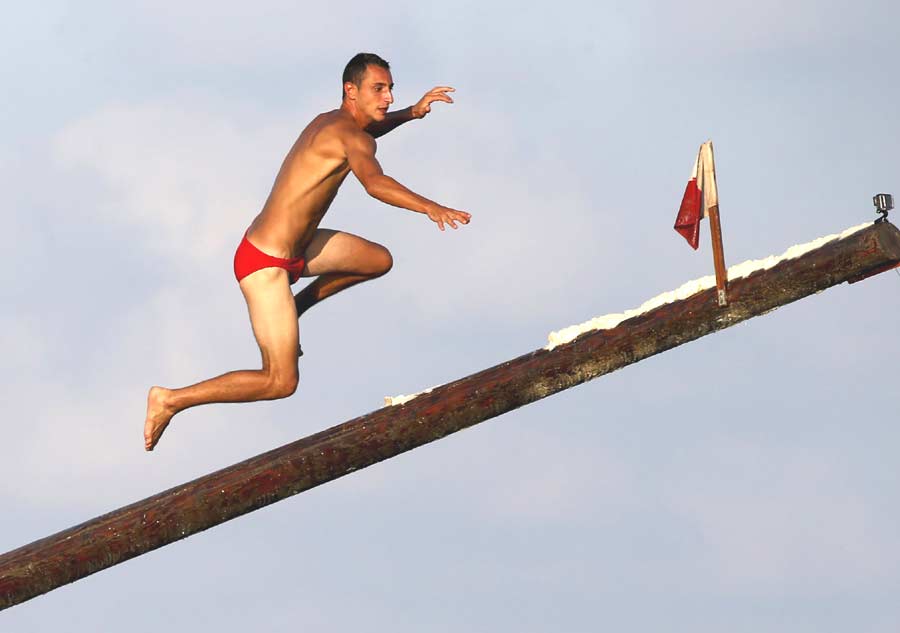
[
  {"xmin": 293, "ymin": 229, "xmax": 393, "ymax": 317},
  {"xmin": 143, "ymin": 267, "xmax": 300, "ymax": 451}
]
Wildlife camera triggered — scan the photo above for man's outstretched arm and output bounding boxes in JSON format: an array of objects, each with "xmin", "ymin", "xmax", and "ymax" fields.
[
  {"xmin": 345, "ymin": 131, "xmax": 471, "ymax": 231},
  {"xmin": 365, "ymin": 106, "xmax": 416, "ymax": 139},
  {"xmin": 365, "ymin": 86, "xmax": 455, "ymax": 138}
]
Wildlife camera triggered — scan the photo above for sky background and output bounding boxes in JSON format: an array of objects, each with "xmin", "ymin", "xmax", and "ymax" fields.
[{"xmin": 3, "ymin": 1, "xmax": 900, "ymax": 631}]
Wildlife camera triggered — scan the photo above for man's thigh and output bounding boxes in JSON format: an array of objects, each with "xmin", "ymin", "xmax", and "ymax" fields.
[
  {"xmin": 238, "ymin": 267, "xmax": 298, "ymax": 370},
  {"xmin": 301, "ymin": 228, "xmax": 389, "ymax": 277}
]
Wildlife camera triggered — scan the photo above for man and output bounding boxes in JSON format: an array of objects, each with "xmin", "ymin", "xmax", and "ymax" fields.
[{"xmin": 143, "ymin": 53, "xmax": 471, "ymax": 451}]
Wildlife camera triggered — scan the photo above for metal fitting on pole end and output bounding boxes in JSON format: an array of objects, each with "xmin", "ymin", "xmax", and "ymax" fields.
[{"xmin": 874, "ymin": 193, "xmax": 893, "ymax": 224}]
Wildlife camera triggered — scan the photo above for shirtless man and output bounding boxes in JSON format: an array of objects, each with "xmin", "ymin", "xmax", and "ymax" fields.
[{"xmin": 143, "ymin": 52, "xmax": 471, "ymax": 451}]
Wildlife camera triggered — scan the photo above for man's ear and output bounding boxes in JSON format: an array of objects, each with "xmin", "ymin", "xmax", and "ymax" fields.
[{"xmin": 344, "ymin": 82, "xmax": 357, "ymax": 100}]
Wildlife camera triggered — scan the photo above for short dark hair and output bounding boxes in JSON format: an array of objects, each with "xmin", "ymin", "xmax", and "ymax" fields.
[{"xmin": 342, "ymin": 53, "xmax": 390, "ymax": 99}]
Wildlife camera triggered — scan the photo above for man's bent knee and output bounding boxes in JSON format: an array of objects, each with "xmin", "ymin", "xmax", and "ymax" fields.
[
  {"xmin": 368, "ymin": 246, "xmax": 393, "ymax": 278},
  {"xmin": 265, "ymin": 369, "xmax": 299, "ymax": 399}
]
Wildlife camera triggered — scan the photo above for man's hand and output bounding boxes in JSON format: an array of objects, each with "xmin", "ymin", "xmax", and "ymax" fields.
[
  {"xmin": 426, "ymin": 204, "xmax": 471, "ymax": 231},
  {"xmin": 411, "ymin": 86, "xmax": 455, "ymax": 119}
]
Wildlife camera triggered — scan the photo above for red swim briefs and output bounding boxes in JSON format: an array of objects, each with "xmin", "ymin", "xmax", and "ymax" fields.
[{"xmin": 233, "ymin": 233, "xmax": 306, "ymax": 285}]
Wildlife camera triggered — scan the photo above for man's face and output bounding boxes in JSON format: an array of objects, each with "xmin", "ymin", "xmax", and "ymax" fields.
[{"xmin": 354, "ymin": 65, "xmax": 394, "ymax": 121}]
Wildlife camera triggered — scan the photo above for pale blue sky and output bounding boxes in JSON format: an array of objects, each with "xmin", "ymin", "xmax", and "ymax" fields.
[{"xmin": 3, "ymin": 1, "xmax": 899, "ymax": 631}]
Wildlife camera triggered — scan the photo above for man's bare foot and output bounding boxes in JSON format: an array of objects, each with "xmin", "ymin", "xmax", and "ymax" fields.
[{"xmin": 144, "ymin": 386, "xmax": 176, "ymax": 451}]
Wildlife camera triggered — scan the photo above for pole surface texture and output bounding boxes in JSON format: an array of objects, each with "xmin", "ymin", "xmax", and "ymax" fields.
[{"xmin": 2, "ymin": 221, "xmax": 899, "ymax": 611}]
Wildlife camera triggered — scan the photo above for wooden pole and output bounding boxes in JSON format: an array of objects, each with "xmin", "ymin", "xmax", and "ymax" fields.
[
  {"xmin": 2, "ymin": 221, "xmax": 899, "ymax": 612},
  {"xmin": 708, "ymin": 203, "xmax": 728, "ymax": 306}
]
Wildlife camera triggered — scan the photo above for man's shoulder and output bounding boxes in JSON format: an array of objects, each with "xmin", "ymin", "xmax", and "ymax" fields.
[{"xmin": 306, "ymin": 110, "xmax": 371, "ymax": 145}]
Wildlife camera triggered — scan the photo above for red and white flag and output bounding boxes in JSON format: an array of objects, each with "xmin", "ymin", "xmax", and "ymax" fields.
[{"xmin": 674, "ymin": 140, "xmax": 719, "ymax": 250}]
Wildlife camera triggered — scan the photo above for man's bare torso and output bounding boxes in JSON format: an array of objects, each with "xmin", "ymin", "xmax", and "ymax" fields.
[{"xmin": 247, "ymin": 109, "xmax": 364, "ymax": 258}]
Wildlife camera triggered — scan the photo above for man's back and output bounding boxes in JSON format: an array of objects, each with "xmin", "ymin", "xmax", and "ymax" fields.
[{"xmin": 251, "ymin": 110, "xmax": 359, "ymax": 256}]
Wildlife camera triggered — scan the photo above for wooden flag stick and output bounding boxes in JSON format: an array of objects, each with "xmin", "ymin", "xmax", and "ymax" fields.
[{"xmin": 708, "ymin": 204, "xmax": 728, "ymax": 306}]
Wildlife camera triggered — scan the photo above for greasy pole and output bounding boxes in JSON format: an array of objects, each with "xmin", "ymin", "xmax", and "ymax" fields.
[{"xmin": 3, "ymin": 221, "xmax": 900, "ymax": 611}]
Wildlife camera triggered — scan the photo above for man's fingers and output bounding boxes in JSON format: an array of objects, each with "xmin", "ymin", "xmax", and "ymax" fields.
[
  {"xmin": 423, "ymin": 87, "xmax": 455, "ymax": 104},
  {"xmin": 422, "ymin": 94, "xmax": 453, "ymax": 107},
  {"xmin": 430, "ymin": 207, "xmax": 470, "ymax": 232}
]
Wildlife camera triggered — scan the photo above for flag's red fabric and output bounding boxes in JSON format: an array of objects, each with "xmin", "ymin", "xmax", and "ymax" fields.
[
  {"xmin": 674, "ymin": 141, "xmax": 718, "ymax": 250},
  {"xmin": 675, "ymin": 178, "xmax": 703, "ymax": 249}
]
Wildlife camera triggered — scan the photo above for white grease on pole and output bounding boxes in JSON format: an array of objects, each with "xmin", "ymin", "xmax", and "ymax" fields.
[
  {"xmin": 384, "ymin": 387, "xmax": 436, "ymax": 407},
  {"xmin": 385, "ymin": 222, "xmax": 871, "ymax": 406},
  {"xmin": 545, "ymin": 222, "xmax": 871, "ymax": 350}
]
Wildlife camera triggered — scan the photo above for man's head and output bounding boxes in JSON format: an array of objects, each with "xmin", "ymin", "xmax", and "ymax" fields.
[{"xmin": 342, "ymin": 53, "xmax": 394, "ymax": 122}]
